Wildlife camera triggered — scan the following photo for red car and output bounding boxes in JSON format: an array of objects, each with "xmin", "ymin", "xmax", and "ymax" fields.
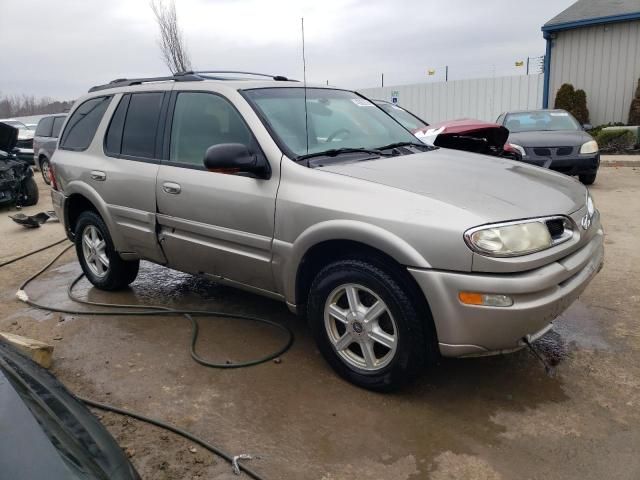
[{"xmin": 374, "ymin": 100, "xmax": 521, "ymax": 161}]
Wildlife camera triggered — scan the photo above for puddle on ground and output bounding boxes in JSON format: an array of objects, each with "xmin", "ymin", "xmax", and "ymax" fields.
[{"xmin": 550, "ymin": 300, "xmax": 611, "ymax": 351}]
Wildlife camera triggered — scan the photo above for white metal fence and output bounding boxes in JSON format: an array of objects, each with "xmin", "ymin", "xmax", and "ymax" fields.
[{"xmin": 359, "ymin": 74, "xmax": 544, "ymax": 124}]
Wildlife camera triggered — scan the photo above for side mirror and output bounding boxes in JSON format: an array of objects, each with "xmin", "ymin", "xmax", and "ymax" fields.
[
  {"xmin": 583, "ymin": 123, "xmax": 593, "ymax": 131},
  {"xmin": 203, "ymin": 143, "xmax": 269, "ymax": 178}
]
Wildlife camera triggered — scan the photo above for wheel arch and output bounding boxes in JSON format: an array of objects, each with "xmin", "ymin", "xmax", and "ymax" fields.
[
  {"xmin": 280, "ymin": 220, "xmax": 432, "ymax": 310},
  {"xmin": 63, "ymin": 183, "xmax": 124, "ymax": 250}
]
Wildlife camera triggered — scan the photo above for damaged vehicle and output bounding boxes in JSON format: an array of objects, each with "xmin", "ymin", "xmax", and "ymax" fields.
[
  {"xmin": 51, "ymin": 73, "xmax": 603, "ymax": 390},
  {"xmin": 0, "ymin": 121, "xmax": 39, "ymax": 207},
  {"xmin": 0, "ymin": 119, "xmax": 35, "ymax": 164},
  {"xmin": 374, "ymin": 100, "xmax": 521, "ymax": 161},
  {"xmin": 0, "ymin": 339, "xmax": 140, "ymax": 479}
]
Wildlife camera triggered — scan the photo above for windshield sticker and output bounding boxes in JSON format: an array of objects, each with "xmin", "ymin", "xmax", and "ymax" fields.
[
  {"xmin": 550, "ymin": 112, "xmax": 569, "ymax": 116},
  {"xmin": 351, "ymin": 98, "xmax": 374, "ymax": 107}
]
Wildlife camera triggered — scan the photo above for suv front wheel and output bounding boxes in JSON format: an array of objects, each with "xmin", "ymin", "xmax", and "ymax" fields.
[
  {"xmin": 307, "ymin": 258, "xmax": 436, "ymax": 391},
  {"xmin": 75, "ymin": 211, "xmax": 139, "ymax": 290}
]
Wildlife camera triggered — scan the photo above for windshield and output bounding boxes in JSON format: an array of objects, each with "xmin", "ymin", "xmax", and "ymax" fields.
[
  {"xmin": 377, "ymin": 103, "xmax": 428, "ymax": 130},
  {"xmin": 244, "ymin": 88, "xmax": 420, "ymax": 158},
  {"xmin": 504, "ymin": 111, "xmax": 581, "ymax": 133}
]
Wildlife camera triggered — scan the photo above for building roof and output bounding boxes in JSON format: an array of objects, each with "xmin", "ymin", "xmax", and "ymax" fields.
[{"xmin": 543, "ymin": 0, "xmax": 640, "ymax": 32}]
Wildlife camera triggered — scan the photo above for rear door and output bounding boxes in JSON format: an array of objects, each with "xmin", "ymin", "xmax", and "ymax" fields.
[
  {"xmin": 155, "ymin": 88, "xmax": 279, "ymax": 294},
  {"xmin": 96, "ymin": 89, "xmax": 170, "ymax": 263}
]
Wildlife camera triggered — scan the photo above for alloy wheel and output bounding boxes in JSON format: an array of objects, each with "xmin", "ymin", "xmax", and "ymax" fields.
[
  {"xmin": 81, "ymin": 225, "xmax": 109, "ymax": 278},
  {"xmin": 324, "ymin": 283, "xmax": 398, "ymax": 371}
]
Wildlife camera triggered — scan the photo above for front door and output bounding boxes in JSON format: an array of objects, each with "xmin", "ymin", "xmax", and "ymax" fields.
[{"xmin": 156, "ymin": 90, "xmax": 279, "ymax": 294}]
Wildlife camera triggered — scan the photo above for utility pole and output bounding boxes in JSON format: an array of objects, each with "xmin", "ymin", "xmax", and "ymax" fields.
[
  {"xmin": 526, "ymin": 57, "xmax": 530, "ymax": 75},
  {"xmin": 445, "ymin": 65, "xmax": 449, "ymax": 82},
  {"xmin": 381, "ymin": 73, "xmax": 384, "ymax": 87}
]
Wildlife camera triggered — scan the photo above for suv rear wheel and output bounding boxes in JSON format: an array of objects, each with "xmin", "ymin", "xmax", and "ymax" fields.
[
  {"xmin": 40, "ymin": 158, "xmax": 51, "ymax": 185},
  {"xmin": 75, "ymin": 211, "xmax": 139, "ymax": 290},
  {"xmin": 307, "ymin": 258, "xmax": 436, "ymax": 391}
]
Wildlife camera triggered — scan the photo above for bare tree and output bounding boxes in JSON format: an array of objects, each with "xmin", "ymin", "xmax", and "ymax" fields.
[{"xmin": 150, "ymin": 0, "xmax": 193, "ymax": 74}]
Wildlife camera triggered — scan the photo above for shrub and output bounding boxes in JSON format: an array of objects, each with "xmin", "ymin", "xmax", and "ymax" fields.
[
  {"xmin": 572, "ymin": 89, "xmax": 590, "ymax": 125},
  {"xmin": 554, "ymin": 83, "xmax": 590, "ymax": 124},
  {"xmin": 628, "ymin": 78, "xmax": 640, "ymax": 125},
  {"xmin": 587, "ymin": 122, "xmax": 626, "ymax": 137},
  {"xmin": 554, "ymin": 83, "xmax": 575, "ymax": 111},
  {"xmin": 595, "ymin": 129, "xmax": 635, "ymax": 153}
]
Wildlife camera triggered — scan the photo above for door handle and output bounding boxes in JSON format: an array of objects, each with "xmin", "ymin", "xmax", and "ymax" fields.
[
  {"xmin": 162, "ymin": 182, "xmax": 181, "ymax": 194},
  {"xmin": 90, "ymin": 170, "xmax": 106, "ymax": 181}
]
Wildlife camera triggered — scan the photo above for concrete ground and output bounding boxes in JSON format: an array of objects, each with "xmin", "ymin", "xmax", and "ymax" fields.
[{"xmin": 1, "ymin": 167, "xmax": 639, "ymax": 480}]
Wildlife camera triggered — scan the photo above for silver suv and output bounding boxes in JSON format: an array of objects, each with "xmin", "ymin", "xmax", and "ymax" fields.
[{"xmin": 50, "ymin": 72, "xmax": 604, "ymax": 390}]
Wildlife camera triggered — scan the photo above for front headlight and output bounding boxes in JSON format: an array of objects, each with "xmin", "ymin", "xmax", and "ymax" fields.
[
  {"xmin": 508, "ymin": 143, "xmax": 526, "ymax": 157},
  {"xmin": 580, "ymin": 140, "xmax": 598, "ymax": 154},
  {"xmin": 465, "ymin": 221, "xmax": 552, "ymax": 257}
]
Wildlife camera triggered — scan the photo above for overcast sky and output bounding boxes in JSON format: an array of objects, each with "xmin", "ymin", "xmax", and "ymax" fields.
[{"xmin": 0, "ymin": 0, "xmax": 574, "ymax": 100}]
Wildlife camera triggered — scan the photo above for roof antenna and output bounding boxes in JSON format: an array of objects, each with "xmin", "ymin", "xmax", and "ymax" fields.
[{"xmin": 301, "ymin": 17, "xmax": 309, "ymax": 155}]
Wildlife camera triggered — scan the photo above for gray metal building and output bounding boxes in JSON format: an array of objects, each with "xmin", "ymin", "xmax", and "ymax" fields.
[{"xmin": 542, "ymin": 0, "xmax": 640, "ymax": 125}]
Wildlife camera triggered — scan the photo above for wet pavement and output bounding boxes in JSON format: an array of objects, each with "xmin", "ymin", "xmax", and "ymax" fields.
[{"xmin": 1, "ymin": 168, "xmax": 639, "ymax": 479}]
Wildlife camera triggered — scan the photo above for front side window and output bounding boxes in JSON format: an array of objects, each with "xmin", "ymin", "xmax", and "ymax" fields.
[
  {"xmin": 505, "ymin": 110, "xmax": 581, "ymax": 133},
  {"xmin": 59, "ymin": 96, "xmax": 111, "ymax": 151},
  {"xmin": 51, "ymin": 116, "xmax": 65, "ymax": 138},
  {"xmin": 169, "ymin": 92, "xmax": 253, "ymax": 166},
  {"xmin": 244, "ymin": 88, "xmax": 419, "ymax": 158},
  {"xmin": 35, "ymin": 117, "xmax": 54, "ymax": 137}
]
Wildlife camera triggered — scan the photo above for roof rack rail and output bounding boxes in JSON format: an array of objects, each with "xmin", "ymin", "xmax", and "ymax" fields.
[
  {"xmin": 88, "ymin": 72, "xmax": 203, "ymax": 92},
  {"xmin": 183, "ymin": 70, "xmax": 297, "ymax": 82},
  {"xmin": 88, "ymin": 70, "xmax": 297, "ymax": 93}
]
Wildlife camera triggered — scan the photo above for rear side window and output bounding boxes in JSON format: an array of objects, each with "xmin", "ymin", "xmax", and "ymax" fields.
[
  {"xmin": 51, "ymin": 116, "xmax": 65, "ymax": 138},
  {"xmin": 35, "ymin": 116, "xmax": 54, "ymax": 137},
  {"xmin": 104, "ymin": 95, "xmax": 130, "ymax": 156},
  {"xmin": 120, "ymin": 92, "xmax": 164, "ymax": 159},
  {"xmin": 59, "ymin": 96, "xmax": 112, "ymax": 151}
]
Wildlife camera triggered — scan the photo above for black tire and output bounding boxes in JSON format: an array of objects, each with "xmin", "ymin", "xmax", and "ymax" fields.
[
  {"xmin": 579, "ymin": 173, "xmax": 597, "ymax": 185},
  {"xmin": 40, "ymin": 158, "xmax": 51, "ymax": 185},
  {"xmin": 74, "ymin": 211, "xmax": 139, "ymax": 290},
  {"xmin": 21, "ymin": 176, "xmax": 39, "ymax": 206},
  {"xmin": 307, "ymin": 258, "xmax": 437, "ymax": 391}
]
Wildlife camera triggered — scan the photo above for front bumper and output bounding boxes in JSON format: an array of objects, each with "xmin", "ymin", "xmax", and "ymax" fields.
[
  {"xmin": 409, "ymin": 228, "xmax": 604, "ymax": 357},
  {"xmin": 522, "ymin": 153, "xmax": 599, "ymax": 176}
]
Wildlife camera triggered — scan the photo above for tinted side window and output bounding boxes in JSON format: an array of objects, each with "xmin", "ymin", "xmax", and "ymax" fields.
[
  {"xmin": 121, "ymin": 93, "xmax": 164, "ymax": 159},
  {"xmin": 104, "ymin": 95, "xmax": 130, "ymax": 156},
  {"xmin": 35, "ymin": 117, "xmax": 54, "ymax": 137},
  {"xmin": 51, "ymin": 116, "xmax": 65, "ymax": 138},
  {"xmin": 59, "ymin": 96, "xmax": 112, "ymax": 151},
  {"xmin": 169, "ymin": 92, "xmax": 252, "ymax": 166}
]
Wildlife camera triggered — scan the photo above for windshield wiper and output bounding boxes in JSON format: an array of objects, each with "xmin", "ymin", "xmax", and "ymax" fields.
[
  {"xmin": 377, "ymin": 141, "xmax": 431, "ymax": 151},
  {"xmin": 297, "ymin": 147, "xmax": 391, "ymax": 162}
]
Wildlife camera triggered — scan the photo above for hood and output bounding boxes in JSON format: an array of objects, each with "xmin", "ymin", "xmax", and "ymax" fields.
[
  {"xmin": 318, "ymin": 149, "xmax": 586, "ymax": 222},
  {"xmin": 0, "ymin": 122, "xmax": 18, "ymax": 153},
  {"xmin": 508, "ymin": 129, "xmax": 592, "ymax": 147}
]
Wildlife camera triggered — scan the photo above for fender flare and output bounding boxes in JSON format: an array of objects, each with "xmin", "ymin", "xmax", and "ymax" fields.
[
  {"xmin": 63, "ymin": 181, "xmax": 126, "ymax": 250},
  {"xmin": 279, "ymin": 220, "xmax": 431, "ymax": 304}
]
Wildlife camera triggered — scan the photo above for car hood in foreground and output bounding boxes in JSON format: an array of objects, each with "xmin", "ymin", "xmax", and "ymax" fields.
[
  {"xmin": 0, "ymin": 339, "xmax": 140, "ymax": 480},
  {"xmin": 508, "ymin": 129, "xmax": 593, "ymax": 147},
  {"xmin": 318, "ymin": 149, "xmax": 586, "ymax": 222}
]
